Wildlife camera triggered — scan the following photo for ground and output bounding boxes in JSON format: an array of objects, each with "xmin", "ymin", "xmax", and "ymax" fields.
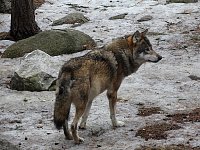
[{"xmin": 0, "ymin": 0, "xmax": 200, "ymax": 149}]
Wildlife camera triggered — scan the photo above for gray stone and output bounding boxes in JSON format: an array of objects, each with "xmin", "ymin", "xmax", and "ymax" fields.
[
  {"xmin": 2, "ymin": 29, "xmax": 96, "ymax": 58},
  {"xmin": 10, "ymin": 50, "xmax": 62, "ymax": 91},
  {"xmin": 137, "ymin": 15, "xmax": 153, "ymax": 22},
  {"xmin": 109, "ymin": 13, "xmax": 128, "ymax": 20},
  {"xmin": 52, "ymin": 12, "xmax": 89, "ymax": 26}
]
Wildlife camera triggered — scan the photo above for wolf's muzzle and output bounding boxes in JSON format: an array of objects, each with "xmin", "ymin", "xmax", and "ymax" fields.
[
  {"xmin": 150, "ymin": 55, "xmax": 162, "ymax": 63},
  {"xmin": 158, "ymin": 55, "xmax": 162, "ymax": 61}
]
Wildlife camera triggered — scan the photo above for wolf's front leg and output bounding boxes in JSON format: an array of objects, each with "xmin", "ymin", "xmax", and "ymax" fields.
[
  {"xmin": 107, "ymin": 91, "xmax": 125, "ymax": 128},
  {"xmin": 110, "ymin": 115, "xmax": 125, "ymax": 127}
]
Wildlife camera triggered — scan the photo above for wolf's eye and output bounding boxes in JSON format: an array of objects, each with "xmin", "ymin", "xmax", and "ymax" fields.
[{"xmin": 145, "ymin": 48, "xmax": 150, "ymax": 51}]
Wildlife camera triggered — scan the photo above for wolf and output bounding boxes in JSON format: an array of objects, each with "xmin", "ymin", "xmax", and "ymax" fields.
[{"xmin": 53, "ymin": 29, "xmax": 162, "ymax": 144}]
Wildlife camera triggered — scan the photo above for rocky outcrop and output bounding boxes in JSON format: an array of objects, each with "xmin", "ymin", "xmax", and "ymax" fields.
[
  {"xmin": 10, "ymin": 50, "xmax": 63, "ymax": 91},
  {"xmin": 109, "ymin": 13, "xmax": 128, "ymax": 20},
  {"xmin": 2, "ymin": 29, "xmax": 96, "ymax": 58},
  {"xmin": 52, "ymin": 12, "xmax": 89, "ymax": 26},
  {"xmin": 137, "ymin": 15, "xmax": 153, "ymax": 22}
]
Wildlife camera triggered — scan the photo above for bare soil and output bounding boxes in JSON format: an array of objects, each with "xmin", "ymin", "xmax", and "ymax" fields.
[
  {"xmin": 135, "ymin": 144, "xmax": 200, "ymax": 150},
  {"xmin": 135, "ymin": 123, "xmax": 181, "ymax": 140},
  {"xmin": 137, "ymin": 107, "xmax": 162, "ymax": 116},
  {"xmin": 166, "ymin": 108, "xmax": 200, "ymax": 123}
]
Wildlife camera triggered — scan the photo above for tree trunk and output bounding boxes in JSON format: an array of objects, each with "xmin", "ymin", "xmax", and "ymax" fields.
[{"xmin": 10, "ymin": 0, "xmax": 41, "ymax": 41}]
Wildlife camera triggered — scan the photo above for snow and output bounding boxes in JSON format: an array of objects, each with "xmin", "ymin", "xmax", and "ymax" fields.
[{"xmin": 0, "ymin": 0, "xmax": 200, "ymax": 149}]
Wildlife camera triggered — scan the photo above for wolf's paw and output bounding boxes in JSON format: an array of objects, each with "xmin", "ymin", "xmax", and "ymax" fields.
[
  {"xmin": 113, "ymin": 120, "xmax": 125, "ymax": 128},
  {"xmin": 74, "ymin": 137, "xmax": 84, "ymax": 144},
  {"xmin": 65, "ymin": 133, "xmax": 73, "ymax": 140},
  {"xmin": 79, "ymin": 122, "xmax": 86, "ymax": 130}
]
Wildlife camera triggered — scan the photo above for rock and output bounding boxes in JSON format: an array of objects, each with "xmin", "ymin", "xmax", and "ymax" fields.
[
  {"xmin": 167, "ymin": 0, "xmax": 198, "ymax": 3},
  {"xmin": 52, "ymin": 12, "xmax": 89, "ymax": 26},
  {"xmin": 188, "ymin": 75, "xmax": 200, "ymax": 81},
  {"xmin": 10, "ymin": 50, "xmax": 63, "ymax": 91},
  {"xmin": 137, "ymin": 15, "xmax": 153, "ymax": 22},
  {"xmin": 23, "ymin": 98, "xmax": 28, "ymax": 102},
  {"xmin": 0, "ymin": 0, "xmax": 11, "ymax": 13},
  {"xmin": 109, "ymin": 13, "xmax": 128, "ymax": 20},
  {"xmin": 37, "ymin": 124, "xmax": 43, "ymax": 128},
  {"xmin": 0, "ymin": 32, "xmax": 14, "ymax": 41},
  {"xmin": 96, "ymin": 144, "xmax": 102, "ymax": 148},
  {"xmin": 2, "ymin": 29, "xmax": 96, "ymax": 58}
]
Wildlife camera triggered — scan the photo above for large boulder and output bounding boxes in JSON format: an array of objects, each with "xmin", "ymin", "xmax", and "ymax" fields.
[
  {"xmin": 52, "ymin": 12, "xmax": 89, "ymax": 26},
  {"xmin": 10, "ymin": 50, "xmax": 63, "ymax": 91},
  {"xmin": 2, "ymin": 29, "xmax": 96, "ymax": 58}
]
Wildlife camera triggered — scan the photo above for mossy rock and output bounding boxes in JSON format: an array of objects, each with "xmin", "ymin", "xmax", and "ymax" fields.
[
  {"xmin": 52, "ymin": 12, "xmax": 89, "ymax": 26},
  {"xmin": 137, "ymin": 15, "xmax": 153, "ymax": 22},
  {"xmin": 2, "ymin": 29, "xmax": 96, "ymax": 58},
  {"xmin": 10, "ymin": 50, "xmax": 62, "ymax": 91},
  {"xmin": 10, "ymin": 72, "xmax": 56, "ymax": 91},
  {"xmin": 109, "ymin": 13, "xmax": 128, "ymax": 20}
]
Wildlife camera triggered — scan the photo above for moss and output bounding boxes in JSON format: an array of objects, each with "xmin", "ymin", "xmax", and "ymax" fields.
[{"xmin": 2, "ymin": 29, "xmax": 96, "ymax": 58}]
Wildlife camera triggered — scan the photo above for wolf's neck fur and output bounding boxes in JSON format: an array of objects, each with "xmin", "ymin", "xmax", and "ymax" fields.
[{"xmin": 106, "ymin": 38, "xmax": 142, "ymax": 76}]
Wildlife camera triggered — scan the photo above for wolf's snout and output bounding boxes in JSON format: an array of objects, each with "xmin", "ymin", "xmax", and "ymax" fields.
[
  {"xmin": 151, "ymin": 54, "xmax": 162, "ymax": 63},
  {"xmin": 158, "ymin": 55, "xmax": 162, "ymax": 61}
]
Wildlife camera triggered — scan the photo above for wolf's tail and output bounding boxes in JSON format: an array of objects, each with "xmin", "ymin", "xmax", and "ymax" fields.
[{"xmin": 53, "ymin": 71, "xmax": 73, "ymax": 130}]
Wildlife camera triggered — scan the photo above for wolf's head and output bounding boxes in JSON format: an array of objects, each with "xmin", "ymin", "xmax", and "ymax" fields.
[{"xmin": 128, "ymin": 29, "xmax": 162, "ymax": 64}]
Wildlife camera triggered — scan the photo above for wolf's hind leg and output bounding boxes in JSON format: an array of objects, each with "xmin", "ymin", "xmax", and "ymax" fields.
[
  {"xmin": 71, "ymin": 105, "xmax": 85, "ymax": 144},
  {"xmin": 79, "ymin": 100, "xmax": 92, "ymax": 129},
  {"xmin": 107, "ymin": 90, "xmax": 125, "ymax": 128},
  {"xmin": 63, "ymin": 120, "xmax": 73, "ymax": 140},
  {"xmin": 79, "ymin": 88, "xmax": 98, "ymax": 129}
]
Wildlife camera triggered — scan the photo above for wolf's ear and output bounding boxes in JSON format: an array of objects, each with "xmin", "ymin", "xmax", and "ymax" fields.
[
  {"xmin": 141, "ymin": 29, "xmax": 148, "ymax": 36},
  {"xmin": 132, "ymin": 30, "xmax": 141, "ymax": 44}
]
